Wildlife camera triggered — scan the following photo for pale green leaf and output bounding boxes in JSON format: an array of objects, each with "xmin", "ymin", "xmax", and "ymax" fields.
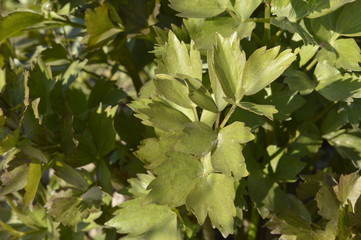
[
  {"xmin": 232, "ymin": 0, "xmax": 262, "ymax": 20},
  {"xmin": 128, "ymin": 173, "xmax": 155, "ymax": 198},
  {"xmin": 236, "ymin": 102, "xmax": 278, "ymax": 120},
  {"xmin": 212, "ymin": 122, "xmax": 254, "ymax": 179},
  {"xmin": 213, "ymin": 33, "xmax": 246, "ymax": 101},
  {"xmin": 184, "ymin": 17, "xmax": 255, "ymax": 50},
  {"xmin": 24, "ymin": 162, "xmax": 42, "ymax": 206},
  {"xmin": 299, "ymin": 44, "xmax": 319, "ymax": 67},
  {"xmin": 0, "ymin": 11, "xmax": 44, "ymax": 43},
  {"xmin": 106, "ymin": 198, "xmax": 179, "ymax": 240},
  {"xmin": 158, "ymin": 31, "xmax": 202, "ymax": 80},
  {"xmin": 175, "ymin": 122, "xmax": 218, "ymax": 157},
  {"xmin": 169, "ymin": 0, "xmax": 229, "ymax": 18},
  {"xmin": 145, "ymin": 152, "xmax": 202, "ymax": 207},
  {"xmin": 335, "ymin": 172, "xmax": 361, "ymax": 209},
  {"xmin": 207, "ymin": 50, "xmax": 227, "ymax": 111},
  {"xmin": 317, "ymin": 38, "xmax": 361, "ymax": 71},
  {"xmin": 243, "ymin": 46, "xmax": 296, "ymax": 96},
  {"xmin": 153, "ymin": 74, "xmax": 193, "ymax": 109},
  {"xmin": 186, "ymin": 173, "xmax": 236, "ymax": 237},
  {"xmin": 315, "ymin": 176, "xmax": 340, "ymax": 220}
]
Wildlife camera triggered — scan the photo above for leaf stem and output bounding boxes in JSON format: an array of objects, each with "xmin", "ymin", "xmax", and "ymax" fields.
[
  {"xmin": 305, "ymin": 58, "xmax": 318, "ymax": 71},
  {"xmin": 220, "ymin": 105, "xmax": 237, "ymax": 128},
  {"xmin": 215, "ymin": 113, "xmax": 221, "ymax": 129},
  {"xmin": 247, "ymin": 206, "xmax": 259, "ymax": 240},
  {"xmin": 264, "ymin": 1, "xmax": 271, "ymax": 43},
  {"xmin": 192, "ymin": 107, "xmax": 199, "ymax": 121}
]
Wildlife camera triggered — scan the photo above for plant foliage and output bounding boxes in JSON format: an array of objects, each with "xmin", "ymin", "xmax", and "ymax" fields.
[{"xmin": 1, "ymin": 0, "xmax": 361, "ymax": 239}]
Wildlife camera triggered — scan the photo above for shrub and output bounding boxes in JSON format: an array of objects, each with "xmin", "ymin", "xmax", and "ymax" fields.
[{"xmin": 1, "ymin": 0, "xmax": 361, "ymax": 239}]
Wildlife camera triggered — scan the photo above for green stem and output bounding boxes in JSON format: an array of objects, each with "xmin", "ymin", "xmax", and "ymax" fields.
[
  {"xmin": 220, "ymin": 105, "xmax": 237, "ymax": 128},
  {"xmin": 51, "ymin": 18, "xmax": 86, "ymax": 29},
  {"xmin": 247, "ymin": 206, "xmax": 259, "ymax": 240},
  {"xmin": 215, "ymin": 113, "xmax": 220, "ymax": 130},
  {"xmin": 202, "ymin": 218, "xmax": 215, "ymax": 240},
  {"xmin": 305, "ymin": 58, "xmax": 318, "ymax": 71},
  {"xmin": 264, "ymin": 2, "xmax": 271, "ymax": 43},
  {"xmin": 192, "ymin": 107, "xmax": 199, "ymax": 121}
]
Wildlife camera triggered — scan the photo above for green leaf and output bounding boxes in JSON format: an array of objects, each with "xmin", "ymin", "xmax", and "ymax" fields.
[
  {"xmin": 23, "ymin": 162, "xmax": 42, "ymax": 206},
  {"xmin": 145, "ymin": 152, "xmax": 202, "ymax": 207},
  {"xmin": 88, "ymin": 112, "xmax": 116, "ymax": 157},
  {"xmin": 169, "ymin": 0, "xmax": 229, "ymax": 18},
  {"xmin": 184, "ymin": 76, "xmax": 219, "ymax": 113},
  {"xmin": 186, "ymin": 173, "xmax": 236, "ymax": 237},
  {"xmin": 130, "ymin": 99, "xmax": 192, "ymax": 133},
  {"xmin": 335, "ymin": 0, "xmax": 361, "ymax": 36},
  {"xmin": 96, "ymin": 160, "xmax": 112, "ymax": 194},
  {"xmin": 271, "ymin": 0, "xmax": 354, "ymax": 21},
  {"xmin": 289, "ymin": 122, "xmax": 323, "ymax": 158},
  {"xmin": 128, "ymin": 173, "xmax": 155, "ymax": 198},
  {"xmin": 0, "ymin": 11, "xmax": 45, "ymax": 43},
  {"xmin": 262, "ymin": 84, "xmax": 305, "ymax": 121},
  {"xmin": 299, "ymin": 44, "xmax": 319, "ymax": 67},
  {"xmin": 315, "ymin": 63, "xmax": 361, "ymax": 101},
  {"xmin": 175, "ymin": 122, "xmax": 218, "ymax": 157},
  {"xmin": 243, "ymin": 46, "xmax": 296, "ymax": 96},
  {"xmin": 1, "ymin": 159, "xmax": 29, "ymax": 195},
  {"xmin": 315, "ymin": 176, "xmax": 340, "ymax": 220},
  {"xmin": 184, "ymin": 17, "xmax": 255, "ymax": 50},
  {"xmin": 153, "ymin": 74, "xmax": 193, "ymax": 109},
  {"xmin": 235, "ymin": 102, "xmax": 278, "ymax": 120},
  {"xmin": 212, "ymin": 122, "xmax": 254, "ymax": 179},
  {"xmin": 106, "ymin": 198, "xmax": 179, "ymax": 240},
  {"xmin": 85, "ymin": 4, "xmax": 122, "ymax": 46},
  {"xmin": 335, "ymin": 172, "xmax": 361, "ymax": 209},
  {"xmin": 338, "ymin": 100, "xmax": 361, "ymax": 128},
  {"xmin": 53, "ymin": 161, "xmax": 88, "ymax": 191},
  {"xmin": 0, "ymin": 129, "xmax": 20, "ymax": 155},
  {"xmin": 213, "ymin": 33, "xmax": 246, "ymax": 101},
  {"xmin": 284, "ymin": 70, "xmax": 315, "ymax": 95},
  {"xmin": 135, "ymin": 136, "xmax": 177, "ymax": 169},
  {"xmin": 28, "ymin": 63, "xmax": 55, "ymax": 115},
  {"xmin": 324, "ymin": 129, "xmax": 361, "ymax": 168},
  {"xmin": 46, "ymin": 187, "xmax": 103, "ymax": 228},
  {"xmin": 267, "ymin": 146, "xmax": 306, "ymax": 181},
  {"xmin": 207, "ymin": 50, "xmax": 228, "ymax": 111},
  {"xmin": 271, "ymin": 17, "xmax": 317, "ymax": 45},
  {"xmin": 157, "ymin": 31, "xmax": 202, "ymax": 80}
]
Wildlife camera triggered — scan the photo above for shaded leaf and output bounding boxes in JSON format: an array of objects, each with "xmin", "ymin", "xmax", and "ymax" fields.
[
  {"xmin": 145, "ymin": 152, "xmax": 202, "ymax": 207},
  {"xmin": 175, "ymin": 122, "xmax": 218, "ymax": 157},
  {"xmin": 235, "ymin": 102, "xmax": 278, "ymax": 120}
]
